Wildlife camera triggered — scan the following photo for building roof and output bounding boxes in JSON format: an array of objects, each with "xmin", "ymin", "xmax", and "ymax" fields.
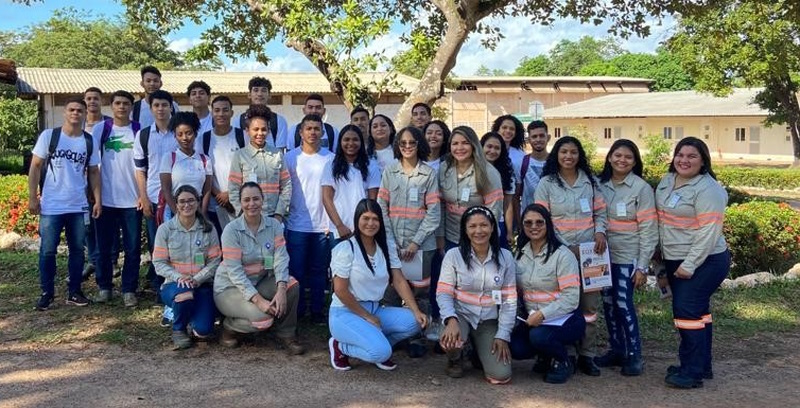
[
  {"xmin": 456, "ymin": 76, "xmax": 654, "ymax": 84},
  {"xmin": 544, "ymin": 88, "xmax": 767, "ymax": 119},
  {"xmin": 15, "ymin": 67, "xmax": 421, "ymax": 96}
]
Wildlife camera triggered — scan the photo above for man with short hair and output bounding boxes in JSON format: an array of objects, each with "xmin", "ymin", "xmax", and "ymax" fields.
[
  {"xmin": 236, "ymin": 76, "xmax": 287, "ymax": 151},
  {"xmin": 28, "ymin": 97, "xmax": 101, "ymax": 310},
  {"xmin": 91, "ymin": 90, "xmax": 143, "ymax": 308},
  {"xmin": 283, "ymin": 114, "xmax": 334, "ymax": 324},
  {"xmin": 411, "ymin": 102, "xmax": 432, "ymax": 130},
  {"xmin": 132, "ymin": 65, "xmax": 180, "ymax": 128},
  {"xmin": 134, "ymin": 90, "xmax": 177, "ymax": 304},
  {"xmin": 283, "ymin": 93, "xmax": 339, "ymax": 151},
  {"xmin": 83, "ymin": 87, "xmax": 109, "ymax": 133},
  {"xmin": 350, "ymin": 106, "xmax": 370, "ymax": 138},
  {"xmin": 518, "ymin": 120, "xmax": 550, "ymax": 211},
  {"xmin": 187, "ymin": 80, "xmax": 213, "ymax": 137}
]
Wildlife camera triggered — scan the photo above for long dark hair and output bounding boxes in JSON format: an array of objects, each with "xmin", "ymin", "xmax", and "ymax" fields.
[
  {"xmin": 458, "ymin": 206, "xmax": 501, "ymax": 270},
  {"xmin": 541, "ymin": 136, "xmax": 597, "ymax": 188},
  {"xmin": 668, "ymin": 136, "xmax": 716, "ymax": 179},
  {"xmin": 480, "ymin": 132, "xmax": 514, "ymax": 192},
  {"xmin": 393, "ymin": 126, "xmax": 430, "ymax": 161},
  {"xmin": 516, "ymin": 204, "xmax": 562, "ymax": 263},
  {"xmin": 424, "ymin": 120, "xmax": 451, "ymax": 160},
  {"xmin": 599, "ymin": 139, "xmax": 644, "ymax": 183},
  {"xmin": 332, "ymin": 124, "xmax": 370, "ymax": 183},
  {"xmin": 491, "ymin": 114, "xmax": 525, "ymax": 150},
  {"xmin": 367, "ymin": 114, "xmax": 396, "ymax": 157},
  {"xmin": 174, "ymin": 184, "xmax": 213, "ymax": 233},
  {"xmin": 353, "ymin": 199, "xmax": 390, "ymax": 276}
]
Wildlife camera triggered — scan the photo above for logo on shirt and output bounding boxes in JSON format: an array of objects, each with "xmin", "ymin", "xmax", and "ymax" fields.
[
  {"xmin": 104, "ymin": 135, "xmax": 133, "ymax": 152},
  {"xmin": 52, "ymin": 148, "xmax": 87, "ymax": 166}
]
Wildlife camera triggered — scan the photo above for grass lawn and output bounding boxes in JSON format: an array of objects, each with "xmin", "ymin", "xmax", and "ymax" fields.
[{"xmin": 2, "ymin": 250, "xmax": 799, "ymax": 354}]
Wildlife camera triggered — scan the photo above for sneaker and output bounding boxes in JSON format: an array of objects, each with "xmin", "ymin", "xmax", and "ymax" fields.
[
  {"xmin": 445, "ymin": 354, "xmax": 464, "ymax": 378},
  {"xmin": 545, "ymin": 359, "xmax": 574, "ymax": 384},
  {"xmin": 577, "ymin": 355, "xmax": 601, "ymax": 376},
  {"xmin": 66, "ymin": 291, "xmax": 90, "ymax": 307},
  {"xmin": 160, "ymin": 317, "xmax": 172, "ymax": 328},
  {"xmin": 220, "ymin": 327, "xmax": 239, "ymax": 348},
  {"xmin": 171, "ymin": 330, "xmax": 193, "ymax": 350},
  {"xmin": 665, "ymin": 372, "xmax": 704, "ymax": 389},
  {"xmin": 35, "ymin": 293, "xmax": 54, "ymax": 311},
  {"xmin": 276, "ymin": 336, "xmax": 306, "ymax": 355},
  {"xmin": 122, "ymin": 292, "xmax": 138, "ymax": 308},
  {"xmin": 82, "ymin": 264, "xmax": 96, "ymax": 281},
  {"xmin": 329, "ymin": 338, "xmax": 352, "ymax": 371},
  {"xmin": 667, "ymin": 365, "xmax": 712, "ymax": 380},
  {"xmin": 594, "ymin": 351, "xmax": 625, "ymax": 368},
  {"xmin": 94, "ymin": 289, "xmax": 112, "ymax": 304},
  {"xmin": 425, "ymin": 319, "xmax": 444, "ymax": 341},
  {"xmin": 532, "ymin": 355, "xmax": 552, "ymax": 375},
  {"xmin": 376, "ymin": 358, "xmax": 398, "ymax": 371}
]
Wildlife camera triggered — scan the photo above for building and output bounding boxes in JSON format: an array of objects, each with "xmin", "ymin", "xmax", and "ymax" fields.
[
  {"xmin": 445, "ymin": 76, "xmax": 652, "ymax": 134},
  {"xmin": 15, "ymin": 67, "xmax": 421, "ymax": 129},
  {"xmin": 543, "ymin": 88, "xmax": 793, "ymax": 162}
]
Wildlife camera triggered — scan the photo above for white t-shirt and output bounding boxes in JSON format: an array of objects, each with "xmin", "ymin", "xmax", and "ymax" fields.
[
  {"xmin": 321, "ymin": 159, "xmax": 381, "ymax": 238},
  {"xmin": 159, "ymin": 149, "xmax": 213, "ymax": 196},
  {"xmin": 424, "ymin": 158, "xmax": 441, "ymax": 172},
  {"xmin": 284, "ymin": 147, "xmax": 333, "ymax": 233},
  {"xmin": 520, "ymin": 156, "xmax": 546, "ymax": 209},
  {"xmin": 509, "ymin": 147, "xmax": 525, "ymax": 182},
  {"xmin": 235, "ymin": 110, "xmax": 287, "ymax": 152},
  {"xmin": 206, "ymin": 128, "xmax": 249, "ymax": 191},
  {"xmin": 91, "ymin": 122, "xmax": 139, "ymax": 208},
  {"xmin": 374, "ymin": 146, "xmax": 396, "ymax": 173},
  {"xmin": 32, "ymin": 128, "xmax": 101, "ymax": 215},
  {"xmin": 131, "ymin": 98, "xmax": 180, "ymax": 129},
  {"xmin": 133, "ymin": 125, "xmax": 177, "ymax": 204},
  {"xmin": 283, "ymin": 122, "xmax": 339, "ymax": 152},
  {"xmin": 330, "ymin": 237, "xmax": 389, "ymax": 307},
  {"xmin": 198, "ymin": 113, "xmax": 213, "ymax": 138}
]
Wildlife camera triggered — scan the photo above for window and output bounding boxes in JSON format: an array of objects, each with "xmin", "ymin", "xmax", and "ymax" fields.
[
  {"xmin": 735, "ymin": 128, "xmax": 746, "ymax": 142},
  {"xmin": 554, "ymin": 127, "xmax": 562, "ymax": 138},
  {"xmin": 603, "ymin": 128, "xmax": 612, "ymax": 139},
  {"xmin": 663, "ymin": 127, "xmax": 673, "ymax": 140},
  {"xmin": 675, "ymin": 127, "xmax": 684, "ymax": 139}
]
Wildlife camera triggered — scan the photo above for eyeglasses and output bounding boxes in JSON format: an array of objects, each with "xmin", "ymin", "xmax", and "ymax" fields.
[
  {"xmin": 177, "ymin": 198, "xmax": 198, "ymax": 206},
  {"xmin": 522, "ymin": 219, "xmax": 545, "ymax": 228},
  {"xmin": 399, "ymin": 141, "xmax": 418, "ymax": 148}
]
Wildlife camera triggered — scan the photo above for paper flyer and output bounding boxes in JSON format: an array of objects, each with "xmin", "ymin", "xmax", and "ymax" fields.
[{"xmin": 579, "ymin": 242, "xmax": 612, "ymax": 293}]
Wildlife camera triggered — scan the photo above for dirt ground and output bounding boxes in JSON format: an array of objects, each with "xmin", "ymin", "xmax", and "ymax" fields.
[{"xmin": 1, "ymin": 331, "xmax": 799, "ymax": 408}]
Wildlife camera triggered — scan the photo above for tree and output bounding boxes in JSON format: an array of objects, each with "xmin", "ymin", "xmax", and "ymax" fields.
[
  {"xmin": 0, "ymin": 8, "xmax": 216, "ymax": 71},
  {"xmin": 514, "ymin": 55, "xmax": 550, "ymax": 76},
  {"xmin": 111, "ymin": 0, "xmax": 684, "ymax": 126},
  {"xmin": 546, "ymin": 36, "xmax": 625, "ymax": 76},
  {"xmin": 474, "ymin": 65, "xmax": 507, "ymax": 76},
  {"xmin": 578, "ymin": 49, "xmax": 694, "ymax": 91},
  {"xmin": 668, "ymin": 0, "xmax": 800, "ymax": 163}
]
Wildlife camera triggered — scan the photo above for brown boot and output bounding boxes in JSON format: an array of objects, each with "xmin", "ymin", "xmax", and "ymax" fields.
[
  {"xmin": 219, "ymin": 327, "xmax": 239, "ymax": 348},
  {"xmin": 276, "ymin": 336, "xmax": 306, "ymax": 355},
  {"xmin": 446, "ymin": 352, "xmax": 464, "ymax": 378}
]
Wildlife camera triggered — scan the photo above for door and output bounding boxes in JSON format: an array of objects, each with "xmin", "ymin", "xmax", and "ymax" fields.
[{"xmin": 749, "ymin": 126, "xmax": 760, "ymax": 154}]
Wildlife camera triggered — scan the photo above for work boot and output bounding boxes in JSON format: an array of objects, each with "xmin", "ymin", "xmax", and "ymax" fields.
[
  {"xmin": 219, "ymin": 327, "xmax": 239, "ymax": 348},
  {"xmin": 445, "ymin": 352, "xmax": 464, "ymax": 378},
  {"xmin": 545, "ymin": 359, "xmax": 574, "ymax": 384},
  {"xmin": 621, "ymin": 354, "xmax": 643, "ymax": 376},
  {"xmin": 578, "ymin": 355, "xmax": 601, "ymax": 376},
  {"xmin": 594, "ymin": 350, "xmax": 625, "ymax": 368}
]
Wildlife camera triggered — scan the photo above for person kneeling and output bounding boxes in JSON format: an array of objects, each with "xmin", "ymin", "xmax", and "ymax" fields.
[
  {"xmin": 328, "ymin": 199, "xmax": 427, "ymax": 371},
  {"xmin": 213, "ymin": 182, "xmax": 304, "ymax": 354},
  {"xmin": 153, "ymin": 185, "xmax": 221, "ymax": 350}
]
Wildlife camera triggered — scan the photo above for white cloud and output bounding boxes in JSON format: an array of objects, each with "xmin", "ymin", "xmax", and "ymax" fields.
[
  {"xmin": 225, "ymin": 51, "xmax": 316, "ymax": 72},
  {"xmin": 168, "ymin": 37, "xmax": 203, "ymax": 53}
]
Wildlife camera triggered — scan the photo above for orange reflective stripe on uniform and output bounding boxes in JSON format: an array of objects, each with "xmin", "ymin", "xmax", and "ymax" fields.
[
  {"xmin": 636, "ymin": 207, "xmax": 657, "ymax": 221},
  {"xmin": 153, "ymin": 246, "xmax": 169, "ymax": 260},
  {"xmin": 425, "ymin": 192, "xmax": 440, "ymax": 205},
  {"xmin": 206, "ymin": 245, "xmax": 222, "ymax": 258},
  {"xmin": 557, "ymin": 273, "xmax": 580, "ymax": 289},
  {"xmin": 274, "ymin": 235, "xmax": 286, "ymax": 248},
  {"xmin": 259, "ymin": 182, "xmax": 279, "ymax": 193},
  {"xmin": 483, "ymin": 188, "xmax": 504, "ymax": 205},
  {"xmin": 674, "ymin": 318, "xmax": 705, "ymax": 330},
  {"xmin": 388, "ymin": 206, "xmax": 426, "ymax": 220},
  {"xmin": 524, "ymin": 290, "xmax": 561, "ymax": 302},
  {"xmin": 696, "ymin": 211, "xmax": 723, "ymax": 226},
  {"xmin": 377, "ymin": 188, "xmax": 390, "ymax": 202},
  {"xmin": 243, "ymin": 263, "xmax": 263, "ymax": 276},
  {"xmin": 553, "ymin": 217, "xmax": 594, "ymax": 231},
  {"xmin": 701, "ymin": 314, "xmax": 712, "ymax": 324},
  {"xmin": 608, "ymin": 219, "xmax": 638, "ymax": 232},
  {"xmin": 436, "ymin": 281, "xmax": 455, "ymax": 295},
  {"xmin": 410, "ymin": 277, "xmax": 431, "ymax": 288},
  {"xmin": 454, "ymin": 290, "xmax": 495, "ymax": 307},
  {"xmin": 279, "ymin": 170, "xmax": 290, "ymax": 180},
  {"xmin": 287, "ymin": 276, "xmax": 299, "ymax": 289},
  {"xmin": 593, "ymin": 196, "xmax": 607, "ymax": 211},
  {"xmin": 171, "ymin": 261, "xmax": 202, "ymax": 275},
  {"xmin": 583, "ymin": 313, "xmax": 598, "ymax": 323},
  {"xmin": 228, "ymin": 171, "xmax": 243, "ymax": 183},
  {"xmin": 446, "ymin": 203, "xmax": 466, "ymax": 216},
  {"xmin": 658, "ymin": 210, "xmax": 700, "ymax": 229},
  {"xmin": 222, "ymin": 247, "xmax": 242, "ymax": 260},
  {"xmin": 534, "ymin": 200, "xmax": 550, "ymax": 211}
]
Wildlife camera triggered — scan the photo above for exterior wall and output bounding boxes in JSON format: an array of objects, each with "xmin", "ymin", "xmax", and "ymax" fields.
[{"xmin": 545, "ymin": 116, "xmax": 793, "ymax": 162}]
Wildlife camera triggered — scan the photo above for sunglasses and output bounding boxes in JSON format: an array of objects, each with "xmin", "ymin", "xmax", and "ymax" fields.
[{"xmin": 522, "ymin": 219, "xmax": 545, "ymax": 228}]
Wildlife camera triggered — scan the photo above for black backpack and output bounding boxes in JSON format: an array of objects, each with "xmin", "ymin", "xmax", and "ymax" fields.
[
  {"xmin": 99, "ymin": 118, "xmax": 141, "ymax": 158},
  {"xmin": 239, "ymin": 111, "xmax": 278, "ymax": 144},
  {"xmin": 132, "ymin": 99, "xmax": 176, "ymax": 123},
  {"xmin": 39, "ymin": 127, "xmax": 94, "ymax": 192},
  {"xmin": 293, "ymin": 122, "xmax": 335, "ymax": 150},
  {"xmin": 202, "ymin": 128, "xmax": 246, "ymax": 155}
]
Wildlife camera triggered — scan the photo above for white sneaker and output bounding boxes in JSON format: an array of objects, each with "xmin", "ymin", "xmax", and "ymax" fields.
[
  {"xmin": 122, "ymin": 292, "xmax": 138, "ymax": 308},
  {"xmin": 94, "ymin": 289, "xmax": 112, "ymax": 303}
]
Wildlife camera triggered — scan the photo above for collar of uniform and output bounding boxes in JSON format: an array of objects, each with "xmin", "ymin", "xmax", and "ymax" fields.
[
  {"xmin": 389, "ymin": 160, "xmax": 430, "ymax": 177},
  {"xmin": 557, "ymin": 169, "xmax": 591, "ymax": 188},
  {"xmin": 175, "ymin": 148, "xmax": 200, "ymax": 161},
  {"xmin": 470, "ymin": 246, "xmax": 495, "ymax": 265},
  {"xmin": 521, "ymin": 241, "xmax": 550, "ymax": 260},
  {"xmin": 245, "ymin": 143, "xmax": 268, "ymax": 157},
  {"xmin": 605, "ymin": 172, "xmax": 636, "ymax": 190},
  {"xmin": 448, "ymin": 162, "xmax": 474, "ymax": 178},
  {"xmin": 660, "ymin": 172, "xmax": 706, "ymax": 191},
  {"xmin": 233, "ymin": 214, "xmax": 269, "ymax": 234},
  {"xmin": 168, "ymin": 216, "xmax": 202, "ymax": 232}
]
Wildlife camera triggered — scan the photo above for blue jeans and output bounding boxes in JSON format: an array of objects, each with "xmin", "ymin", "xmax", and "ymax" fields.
[
  {"xmin": 144, "ymin": 203, "xmax": 163, "ymax": 290},
  {"xmin": 286, "ymin": 229, "xmax": 332, "ymax": 317},
  {"xmin": 666, "ymin": 250, "xmax": 731, "ymax": 380},
  {"xmin": 86, "ymin": 215, "xmax": 121, "ymax": 268},
  {"xmin": 510, "ymin": 310, "xmax": 586, "ymax": 362},
  {"xmin": 39, "ymin": 213, "xmax": 86, "ymax": 295},
  {"xmin": 601, "ymin": 263, "xmax": 642, "ymax": 357},
  {"xmin": 329, "ymin": 301, "xmax": 421, "ymax": 363},
  {"xmin": 429, "ymin": 239, "xmax": 459, "ymax": 320},
  {"xmin": 161, "ymin": 282, "xmax": 216, "ymax": 336},
  {"xmin": 95, "ymin": 207, "xmax": 142, "ymax": 293}
]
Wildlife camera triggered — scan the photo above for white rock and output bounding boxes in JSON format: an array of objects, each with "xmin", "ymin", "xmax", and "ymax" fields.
[
  {"xmin": 13, "ymin": 236, "xmax": 39, "ymax": 252},
  {"xmin": 732, "ymin": 272, "xmax": 776, "ymax": 288},
  {"xmin": 0, "ymin": 232, "xmax": 22, "ymax": 249},
  {"xmin": 720, "ymin": 278, "xmax": 737, "ymax": 289}
]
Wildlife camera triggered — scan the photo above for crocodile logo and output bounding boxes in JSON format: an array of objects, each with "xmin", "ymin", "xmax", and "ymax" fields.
[{"xmin": 104, "ymin": 135, "xmax": 134, "ymax": 152}]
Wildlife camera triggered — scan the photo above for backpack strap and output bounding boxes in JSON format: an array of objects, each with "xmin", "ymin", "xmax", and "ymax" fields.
[
  {"xmin": 235, "ymin": 128, "xmax": 245, "ymax": 148},
  {"xmin": 520, "ymin": 154, "xmax": 531, "ymax": 191},
  {"xmin": 293, "ymin": 123, "xmax": 302, "ymax": 150},
  {"xmin": 270, "ymin": 112, "xmax": 278, "ymax": 145},
  {"xmin": 83, "ymin": 131, "xmax": 93, "ymax": 169},
  {"xmin": 132, "ymin": 121, "xmax": 141, "ymax": 135},
  {"xmin": 202, "ymin": 130, "xmax": 212, "ymax": 156},
  {"xmin": 100, "ymin": 118, "xmax": 114, "ymax": 157},
  {"xmin": 239, "ymin": 112, "xmax": 247, "ymax": 130},
  {"xmin": 40, "ymin": 127, "xmax": 62, "ymax": 192},
  {"xmin": 132, "ymin": 100, "xmax": 142, "ymax": 123},
  {"xmin": 139, "ymin": 126, "xmax": 151, "ymax": 169},
  {"xmin": 324, "ymin": 123, "xmax": 335, "ymax": 151}
]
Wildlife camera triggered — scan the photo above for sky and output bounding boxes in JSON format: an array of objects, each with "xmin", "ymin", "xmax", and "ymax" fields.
[{"xmin": 1, "ymin": 0, "xmax": 674, "ymax": 75}]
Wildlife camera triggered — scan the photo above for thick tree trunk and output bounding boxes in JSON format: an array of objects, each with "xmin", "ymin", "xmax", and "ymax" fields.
[{"xmin": 772, "ymin": 75, "xmax": 800, "ymax": 166}]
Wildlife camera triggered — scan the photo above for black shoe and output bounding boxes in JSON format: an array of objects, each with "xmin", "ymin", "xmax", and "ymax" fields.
[
  {"xmin": 621, "ymin": 354, "xmax": 643, "ymax": 376},
  {"xmin": 407, "ymin": 338, "xmax": 428, "ymax": 358},
  {"xmin": 66, "ymin": 291, "xmax": 90, "ymax": 307},
  {"xmin": 311, "ymin": 313, "xmax": 327, "ymax": 326},
  {"xmin": 665, "ymin": 372, "xmax": 703, "ymax": 389},
  {"xmin": 578, "ymin": 355, "xmax": 601, "ymax": 376},
  {"xmin": 594, "ymin": 351, "xmax": 625, "ymax": 368},
  {"xmin": 544, "ymin": 359, "xmax": 574, "ymax": 384},
  {"xmin": 35, "ymin": 293, "xmax": 54, "ymax": 311},
  {"xmin": 81, "ymin": 264, "xmax": 95, "ymax": 281},
  {"xmin": 532, "ymin": 356, "xmax": 552, "ymax": 375},
  {"xmin": 667, "ymin": 365, "xmax": 713, "ymax": 380}
]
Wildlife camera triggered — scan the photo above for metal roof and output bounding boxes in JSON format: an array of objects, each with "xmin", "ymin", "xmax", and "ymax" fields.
[
  {"xmin": 544, "ymin": 88, "xmax": 767, "ymax": 119},
  {"xmin": 455, "ymin": 76, "xmax": 654, "ymax": 84},
  {"xmin": 15, "ymin": 67, "xmax": 421, "ymax": 95}
]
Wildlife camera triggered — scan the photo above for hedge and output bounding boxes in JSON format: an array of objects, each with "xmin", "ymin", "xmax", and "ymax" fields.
[
  {"xmin": 0, "ymin": 175, "xmax": 37, "ymax": 236},
  {"xmin": 724, "ymin": 201, "xmax": 800, "ymax": 278}
]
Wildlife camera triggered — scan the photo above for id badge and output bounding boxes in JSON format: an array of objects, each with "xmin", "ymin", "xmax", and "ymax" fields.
[
  {"xmin": 616, "ymin": 202, "xmax": 627, "ymax": 217},
  {"xmin": 263, "ymin": 255, "xmax": 274, "ymax": 270},
  {"xmin": 193, "ymin": 253, "xmax": 205, "ymax": 266},
  {"xmin": 409, "ymin": 187, "xmax": 419, "ymax": 203},
  {"xmin": 668, "ymin": 193, "xmax": 680, "ymax": 208},
  {"xmin": 579, "ymin": 198, "xmax": 591, "ymax": 213},
  {"xmin": 83, "ymin": 212, "xmax": 90, "ymax": 226},
  {"xmin": 491, "ymin": 290, "xmax": 502, "ymax": 305},
  {"xmin": 460, "ymin": 188, "xmax": 470, "ymax": 202},
  {"xmin": 247, "ymin": 173, "xmax": 258, "ymax": 183}
]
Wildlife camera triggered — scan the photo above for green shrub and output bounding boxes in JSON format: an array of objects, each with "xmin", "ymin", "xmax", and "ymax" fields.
[
  {"xmin": 0, "ymin": 175, "xmax": 37, "ymax": 236},
  {"xmin": 716, "ymin": 167, "xmax": 800, "ymax": 190},
  {"xmin": 724, "ymin": 201, "xmax": 800, "ymax": 278},
  {"xmin": 0, "ymin": 96, "xmax": 38, "ymax": 152},
  {"xmin": 567, "ymin": 125, "xmax": 598, "ymax": 162},
  {"xmin": 642, "ymin": 134, "xmax": 672, "ymax": 169}
]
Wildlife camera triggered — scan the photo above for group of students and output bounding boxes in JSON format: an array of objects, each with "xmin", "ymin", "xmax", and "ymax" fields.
[{"xmin": 28, "ymin": 66, "xmax": 729, "ymax": 389}]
